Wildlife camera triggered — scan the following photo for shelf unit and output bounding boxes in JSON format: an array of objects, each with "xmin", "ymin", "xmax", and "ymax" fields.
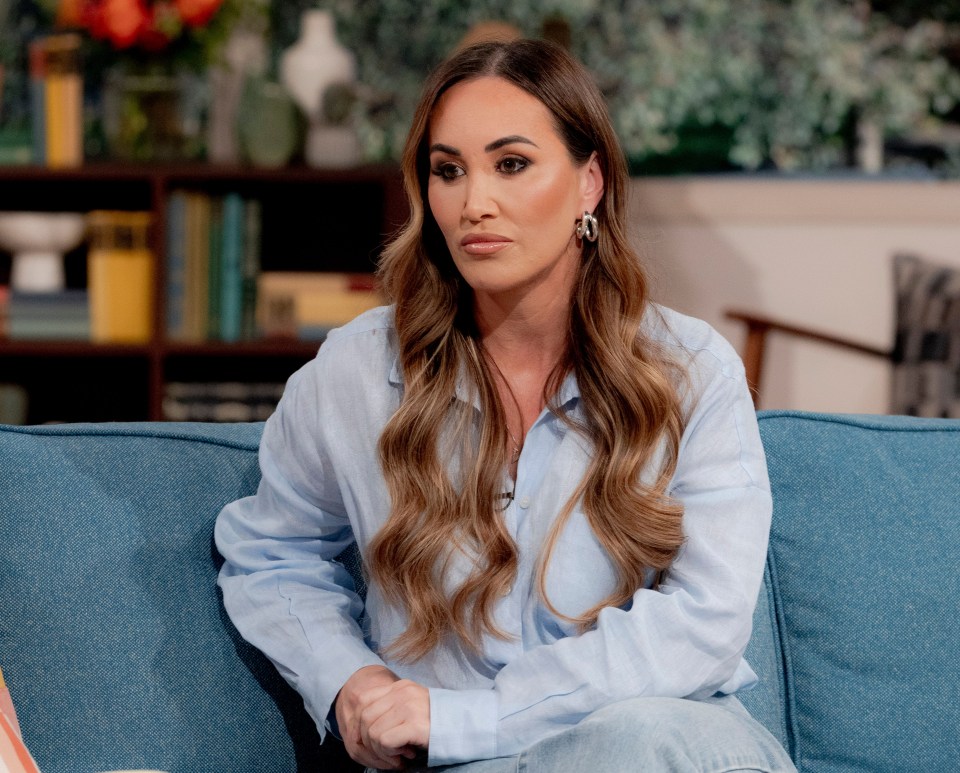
[{"xmin": 0, "ymin": 163, "xmax": 408, "ymax": 423}]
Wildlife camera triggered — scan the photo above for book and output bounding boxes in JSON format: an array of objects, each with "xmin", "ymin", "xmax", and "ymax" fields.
[
  {"xmin": 183, "ymin": 192, "xmax": 210, "ymax": 341},
  {"xmin": 87, "ymin": 211, "xmax": 153, "ymax": 343},
  {"xmin": 41, "ymin": 34, "xmax": 83, "ymax": 168},
  {"xmin": 7, "ymin": 290, "xmax": 89, "ymax": 340},
  {"xmin": 256, "ymin": 272, "xmax": 383, "ymax": 339},
  {"xmin": 241, "ymin": 199, "xmax": 261, "ymax": 340},
  {"xmin": 27, "ymin": 41, "xmax": 45, "ymax": 166},
  {"xmin": 219, "ymin": 192, "xmax": 245, "ymax": 342},
  {"xmin": 206, "ymin": 195, "xmax": 223, "ymax": 340},
  {"xmin": 165, "ymin": 191, "xmax": 188, "ymax": 339},
  {"xmin": 163, "ymin": 381, "xmax": 285, "ymax": 422}
]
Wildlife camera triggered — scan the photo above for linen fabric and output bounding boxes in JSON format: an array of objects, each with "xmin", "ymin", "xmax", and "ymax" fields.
[
  {"xmin": 758, "ymin": 412, "xmax": 960, "ymax": 772},
  {"xmin": 215, "ymin": 304, "xmax": 774, "ymax": 766},
  {"xmin": 891, "ymin": 252, "xmax": 960, "ymax": 417}
]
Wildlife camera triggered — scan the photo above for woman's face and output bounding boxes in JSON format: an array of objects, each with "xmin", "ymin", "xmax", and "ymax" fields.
[{"xmin": 426, "ymin": 76, "xmax": 603, "ymax": 305}]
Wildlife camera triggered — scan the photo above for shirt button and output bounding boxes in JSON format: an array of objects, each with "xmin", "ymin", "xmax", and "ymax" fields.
[{"xmin": 518, "ymin": 496, "xmax": 531, "ymax": 509}]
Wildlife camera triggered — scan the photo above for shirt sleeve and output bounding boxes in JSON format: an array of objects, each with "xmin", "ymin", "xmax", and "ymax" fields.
[
  {"xmin": 214, "ymin": 360, "xmax": 385, "ymax": 738},
  {"xmin": 427, "ymin": 350, "xmax": 771, "ymax": 765}
]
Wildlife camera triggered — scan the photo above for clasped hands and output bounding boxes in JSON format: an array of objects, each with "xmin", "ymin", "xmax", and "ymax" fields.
[{"xmin": 335, "ymin": 664, "xmax": 430, "ymax": 770}]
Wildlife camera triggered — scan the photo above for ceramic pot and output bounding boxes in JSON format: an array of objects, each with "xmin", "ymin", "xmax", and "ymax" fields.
[{"xmin": 280, "ymin": 10, "xmax": 356, "ymax": 122}]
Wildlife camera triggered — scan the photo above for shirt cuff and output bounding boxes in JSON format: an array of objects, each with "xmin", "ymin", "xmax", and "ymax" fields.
[{"xmin": 427, "ymin": 687, "xmax": 498, "ymax": 765}]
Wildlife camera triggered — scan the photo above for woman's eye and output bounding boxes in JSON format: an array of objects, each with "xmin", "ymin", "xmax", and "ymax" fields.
[
  {"xmin": 498, "ymin": 156, "xmax": 529, "ymax": 174},
  {"xmin": 431, "ymin": 163, "xmax": 464, "ymax": 180}
]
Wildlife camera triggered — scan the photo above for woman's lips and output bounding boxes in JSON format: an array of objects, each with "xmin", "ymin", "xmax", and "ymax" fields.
[{"xmin": 460, "ymin": 234, "xmax": 512, "ymax": 255}]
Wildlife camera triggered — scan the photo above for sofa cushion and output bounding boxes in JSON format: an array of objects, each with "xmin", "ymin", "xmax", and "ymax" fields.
[
  {"xmin": 0, "ymin": 422, "xmax": 354, "ymax": 773},
  {"xmin": 757, "ymin": 411, "xmax": 960, "ymax": 772}
]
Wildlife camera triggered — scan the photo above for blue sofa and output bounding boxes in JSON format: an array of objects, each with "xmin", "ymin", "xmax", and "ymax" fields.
[{"xmin": 1, "ymin": 412, "xmax": 957, "ymax": 772}]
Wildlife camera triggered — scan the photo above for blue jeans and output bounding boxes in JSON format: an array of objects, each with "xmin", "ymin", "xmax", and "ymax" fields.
[{"xmin": 374, "ymin": 695, "xmax": 796, "ymax": 772}]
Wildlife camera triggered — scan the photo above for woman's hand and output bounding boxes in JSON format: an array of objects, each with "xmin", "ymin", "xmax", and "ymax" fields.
[{"xmin": 335, "ymin": 665, "xmax": 430, "ymax": 769}]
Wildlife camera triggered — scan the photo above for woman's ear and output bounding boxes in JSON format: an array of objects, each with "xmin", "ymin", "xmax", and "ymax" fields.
[{"xmin": 580, "ymin": 152, "xmax": 605, "ymax": 213}]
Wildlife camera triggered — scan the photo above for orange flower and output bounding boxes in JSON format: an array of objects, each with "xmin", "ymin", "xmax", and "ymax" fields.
[
  {"xmin": 84, "ymin": 0, "xmax": 151, "ymax": 49},
  {"xmin": 174, "ymin": 0, "xmax": 222, "ymax": 27}
]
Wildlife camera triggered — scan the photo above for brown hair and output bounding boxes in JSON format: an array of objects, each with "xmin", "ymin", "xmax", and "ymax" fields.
[{"xmin": 371, "ymin": 39, "xmax": 686, "ymax": 662}]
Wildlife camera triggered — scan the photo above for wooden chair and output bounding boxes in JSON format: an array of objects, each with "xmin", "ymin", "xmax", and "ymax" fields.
[{"xmin": 725, "ymin": 309, "xmax": 890, "ymax": 408}]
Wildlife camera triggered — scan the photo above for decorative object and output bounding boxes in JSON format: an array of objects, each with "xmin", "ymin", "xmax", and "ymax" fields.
[
  {"xmin": 0, "ymin": 211, "xmax": 86, "ymax": 293},
  {"xmin": 305, "ymin": 80, "xmax": 360, "ymax": 169},
  {"xmin": 281, "ymin": 9, "xmax": 358, "ymax": 168},
  {"xmin": 86, "ymin": 210, "xmax": 153, "ymax": 343},
  {"xmin": 75, "ymin": 0, "xmax": 254, "ymax": 161},
  {"xmin": 207, "ymin": 27, "xmax": 268, "ymax": 164},
  {"xmin": 237, "ymin": 77, "xmax": 301, "ymax": 168},
  {"xmin": 280, "ymin": 10, "xmax": 356, "ymax": 122},
  {"xmin": 101, "ymin": 70, "xmax": 201, "ymax": 161},
  {"xmin": 575, "ymin": 211, "xmax": 599, "ymax": 242}
]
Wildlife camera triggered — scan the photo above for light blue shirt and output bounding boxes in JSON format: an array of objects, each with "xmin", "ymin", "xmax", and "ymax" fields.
[{"xmin": 214, "ymin": 304, "xmax": 771, "ymax": 766}]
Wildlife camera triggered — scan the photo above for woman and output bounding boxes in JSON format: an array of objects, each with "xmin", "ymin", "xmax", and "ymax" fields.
[{"xmin": 215, "ymin": 39, "xmax": 795, "ymax": 772}]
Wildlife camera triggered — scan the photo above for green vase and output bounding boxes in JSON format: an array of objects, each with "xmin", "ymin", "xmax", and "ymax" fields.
[{"xmin": 238, "ymin": 78, "xmax": 303, "ymax": 168}]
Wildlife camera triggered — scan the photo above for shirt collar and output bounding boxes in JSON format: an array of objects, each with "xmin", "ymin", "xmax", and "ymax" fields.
[{"xmin": 389, "ymin": 356, "xmax": 581, "ymax": 412}]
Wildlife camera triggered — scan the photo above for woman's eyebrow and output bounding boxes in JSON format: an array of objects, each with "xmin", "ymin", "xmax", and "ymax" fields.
[
  {"xmin": 485, "ymin": 135, "xmax": 538, "ymax": 152},
  {"xmin": 429, "ymin": 136, "xmax": 540, "ymax": 156}
]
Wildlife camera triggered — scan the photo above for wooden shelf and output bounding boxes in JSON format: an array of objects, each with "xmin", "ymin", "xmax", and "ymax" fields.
[{"xmin": 0, "ymin": 162, "xmax": 406, "ymax": 423}]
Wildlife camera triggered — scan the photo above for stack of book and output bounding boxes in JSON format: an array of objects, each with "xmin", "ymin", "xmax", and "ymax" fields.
[
  {"xmin": 29, "ymin": 33, "xmax": 83, "ymax": 168},
  {"xmin": 6, "ymin": 289, "xmax": 89, "ymax": 339},
  {"xmin": 165, "ymin": 190, "xmax": 261, "ymax": 342},
  {"xmin": 257, "ymin": 271, "xmax": 384, "ymax": 340},
  {"xmin": 162, "ymin": 381, "xmax": 286, "ymax": 422}
]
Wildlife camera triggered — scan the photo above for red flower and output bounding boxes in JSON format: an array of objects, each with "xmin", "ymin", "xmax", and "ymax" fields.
[
  {"xmin": 139, "ymin": 0, "xmax": 181, "ymax": 51},
  {"xmin": 174, "ymin": 0, "xmax": 223, "ymax": 27},
  {"xmin": 80, "ymin": 0, "xmax": 222, "ymax": 51},
  {"xmin": 83, "ymin": 0, "xmax": 150, "ymax": 49}
]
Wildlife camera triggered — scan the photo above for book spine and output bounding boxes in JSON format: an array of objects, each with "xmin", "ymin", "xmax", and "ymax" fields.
[
  {"xmin": 28, "ymin": 41, "xmax": 46, "ymax": 166},
  {"xmin": 219, "ymin": 192, "xmax": 245, "ymax": 343},
  {"xmin": 165, "ymin": 191, "xmax": 188, "ymax": 340},
  {"xmin": 207, "ymin": 196, "xmax": 223, "ymax": 340},
  {"xmin": 241, "ymin": 199, "xmax": 262, "ymax": 340},
  {"xmin": 42, "ymin": 35, "xmax": 83, "ymax": 168}
]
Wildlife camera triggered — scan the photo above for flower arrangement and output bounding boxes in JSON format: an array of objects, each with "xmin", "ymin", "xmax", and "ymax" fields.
[
  {"xmin": 44, "ymin": 0, "xmax": 246, "ymax": 74},
  {"xmin": 80, "ymin": 0, "xmax": 224, "ymax": 52}
]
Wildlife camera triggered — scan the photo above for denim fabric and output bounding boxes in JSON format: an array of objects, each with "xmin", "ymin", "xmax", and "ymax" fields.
[
  {"xmin": 0, "ymin": 423, "xmax": 351, "ymax": 773},
  {"xmin": 758, "ymin": 412, "xmax": 960, "ymax": 772},
  {"xmin": 374, "ymin": 695, "xmax": 795, "ymax": 773}
]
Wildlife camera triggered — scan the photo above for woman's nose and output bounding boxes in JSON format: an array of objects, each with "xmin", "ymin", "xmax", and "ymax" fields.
[{"xmin": 461, "ymin": 174, "xmax": 498, "ymax": 222}]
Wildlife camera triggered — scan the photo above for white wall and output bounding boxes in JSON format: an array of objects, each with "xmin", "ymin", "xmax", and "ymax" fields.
[{"xmin": 627, "ymin": 177, "xmax": 960, "ymax": 414}]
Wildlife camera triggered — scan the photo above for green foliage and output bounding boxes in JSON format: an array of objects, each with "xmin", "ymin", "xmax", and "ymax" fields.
[{"xmin": 269, "ymin": 0, "xmax": 959, "ymax": 171}]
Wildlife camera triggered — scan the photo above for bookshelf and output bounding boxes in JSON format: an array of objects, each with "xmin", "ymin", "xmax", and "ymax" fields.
[{"xmin": 0, "ymin": 163, "xmax": 407, "ymax": 423}]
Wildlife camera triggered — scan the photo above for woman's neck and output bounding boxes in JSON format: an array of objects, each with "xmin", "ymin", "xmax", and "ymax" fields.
[{"xmin": 472, "ymin": 289, "xmax": 571, "ymax": 373}]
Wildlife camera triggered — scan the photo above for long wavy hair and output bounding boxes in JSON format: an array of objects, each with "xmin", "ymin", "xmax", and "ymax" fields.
[{"xmin": 370, "ymin": 39, "xmax": 687, "ymax": 662}]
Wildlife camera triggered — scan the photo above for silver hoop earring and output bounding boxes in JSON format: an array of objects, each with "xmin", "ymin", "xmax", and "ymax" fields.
[{"xmin": 575, "ymin": 211, "xmax": 599, "ymax": 243}]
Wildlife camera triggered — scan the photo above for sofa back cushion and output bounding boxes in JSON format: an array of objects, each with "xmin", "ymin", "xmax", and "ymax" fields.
[
  {"xmin": 0, "ymin": 423, "xmax": 354, "ymax": 773},
  {"xmin": 757, "ymin": 412, "xmax": 960, "ymax": 772}
]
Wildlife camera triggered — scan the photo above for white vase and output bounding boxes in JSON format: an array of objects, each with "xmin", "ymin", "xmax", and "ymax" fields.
[{"xmin": 280, "ymin": 10, "xmax": 356, "ymax": 122}]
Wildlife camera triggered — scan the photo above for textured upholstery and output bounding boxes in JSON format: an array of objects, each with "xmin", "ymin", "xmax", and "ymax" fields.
[
  {"xmin": 1, "ymin": 413, "xmax": 958, "ymax": 772},
  {"xmin": 0, "ymin": 422, "xmax": 346, "ymax": 773},
  {"xmin": 755, "ymin": 412, "xmax": 960, "ymax": 772}
]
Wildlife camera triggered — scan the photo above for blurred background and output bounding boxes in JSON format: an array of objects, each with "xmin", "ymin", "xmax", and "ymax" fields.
[{"xmin": 1, "ymin": 0, "xmax": 959, "ymax": 422}]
